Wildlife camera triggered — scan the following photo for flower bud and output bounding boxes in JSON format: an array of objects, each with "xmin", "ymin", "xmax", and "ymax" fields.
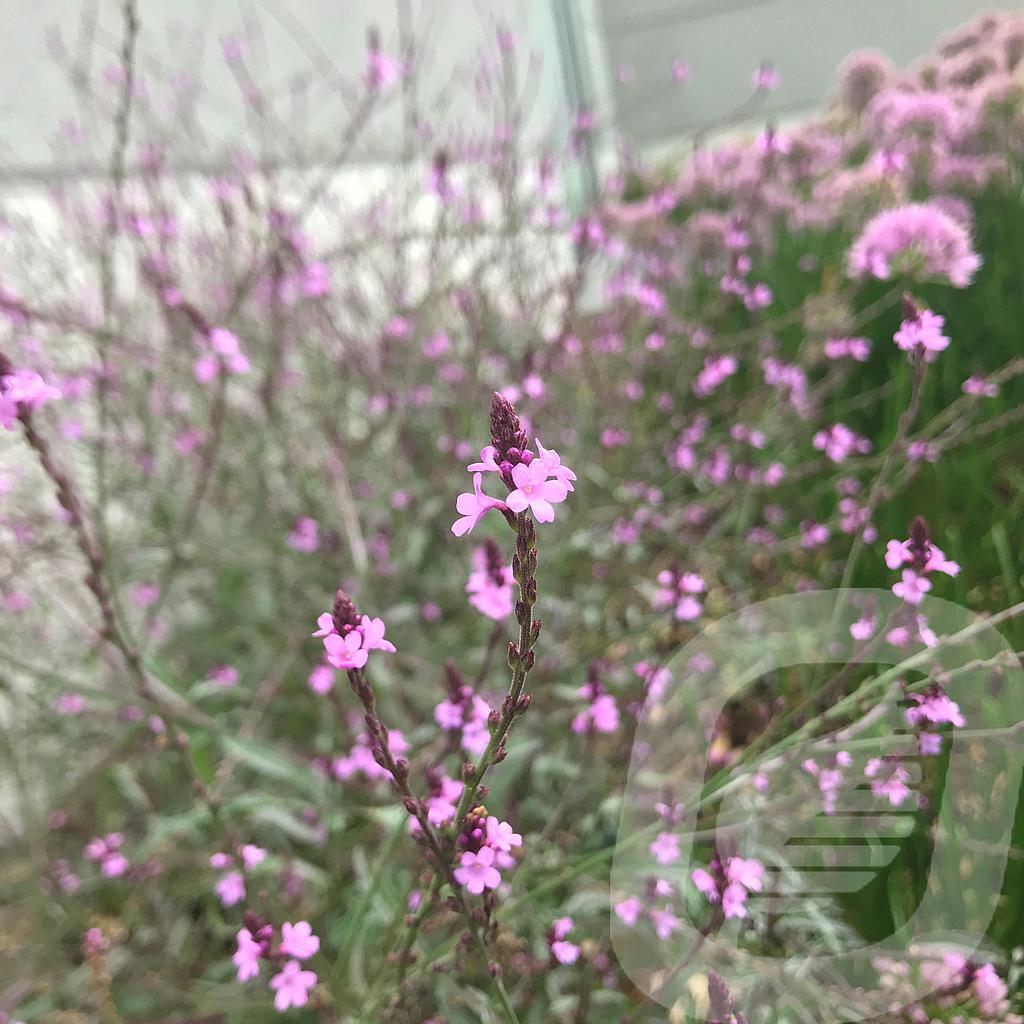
[{"xmin": 332, "ymin": 589, "xmax": 360, "ymax": 632}]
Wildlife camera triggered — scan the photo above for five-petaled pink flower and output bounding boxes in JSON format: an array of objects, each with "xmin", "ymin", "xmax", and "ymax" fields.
[
  {"xmin": 452, "ymin": 473, "xmax": 508, "ymax": 536},
  {"xmin": 453, "ymin": 846, "xmax": 502, "ymax": 894},
  {"xmin": 323, "ymin": 630, "xmax": 368, "ymax": 669},
  {"xmin": 233, "ymin": 928, "xmax": 262, "ymax": 981},
  {"xmin": 269, "ymin": 959, "xmax": 317, "ymax": 1011},
  {"xmin": 506, "ymin": 460, "xmax": 568, "ymax": 523},
  {"xmin": 279, "ymin": 920, "xmax": 320, "ymax": 960}
]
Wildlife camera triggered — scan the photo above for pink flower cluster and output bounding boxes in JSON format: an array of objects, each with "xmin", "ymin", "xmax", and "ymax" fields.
[
  {"xmin": 434, "ymin": 684, "xmax": 492, "ymax": 756},
  {"xmin": 847, "ymin": 202, "xmax": 982, "ymax": 287},
  {"xmin": 286, "ymin": 516, "xmax": 320, "ymax": 552},
  {"xmin": 813, "ymin": 423, "xmax": 872, "ymax": 463},
  {"xmin": 452, "ymin": 437, "xmax": 575, "ymax": 534},
  {"xmin": 194, "ymin": 327, "xmax": 250, "ymax": 383},
  {"xmin": 233, "ymin": 916, "xmax": 320, "ymax": 1011},
  {"xmin": 824, "ymin": 336, "xmax": 871, "ymax": 362},
  {"xmin": 886, "ymin": 530, "xmax": 959, "ymax": 609},
  {"xmin": 864, "ymin": 757, "xmax": 913, "ymax": 807},
  {"xmin": 312, "ymin": 610, "xmax": 395, "ymax": 671},
  {"xmin": 893, "ymin": 307, "xmax": 951, "ymax": 362},
  {"xmin": 905, "ymin": 686, "xmax": 965, "ymax": 755},
  {"xmin": 210, "ymin": 843, "xmax": 267, "ymax": 907},
  {"xmin": 571, "ymin": 673, "xmax": 620, "ymax": 735},
  {"xmin": 1, "ymin": 368, "xmax": 62, "ymax": 428},
  {"xmin": 547, "ymin": 916, "xmax": 581, "ymax": 965},
  {"xmin": 453, "ymin": 815, "xmax": 522, "ymax": 894},
  {"xmin": 466, "ymin": 541, "xmax": 514, "ymax": 620},
  {"xmin": 653, "ymin": 569, "xmax": 705, "ymax": 621},
  {"xmin": 802, "ymin": 751, "xmax": 852, "ymax": 815},
  {"xmin": 331, "ymin": 729, "xmax": 408, "ymax": 782},
  {"xmin": 85, "ymin": 833, "xmax": 129, "ymax": 878},
  {"xmin": 692, "ymin": 855, "xmax": 765, "ymax": 919}
]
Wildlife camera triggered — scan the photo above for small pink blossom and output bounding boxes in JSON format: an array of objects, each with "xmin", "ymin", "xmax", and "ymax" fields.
[
  {"xmin": 215, "ymin": 870, "xmax": 246, "ymax": 907},
  {"xmin": 506, "ymin": 461, "xmax": 569, "ymax": 523},
  {"xmin": 233, "ymin": 928, "xmax": 262, "ymax": 981},
  {"xmin": 269, "ymin": 959, "xmax": 317, "ymax": 1011},
  {"xmin": 323, "ymin": 630, "xmax": 368, "ymax": 670},
  {"xmin": 279, "ymin": 920, "xmax": 320, "ymax": 960},
  {"xmin": 452, "ymin": 473, "xmax": 508, "ymax": 536},
  {"xmin": 454, "ymin": 845, "xmax": 502, "ymax": 894}
]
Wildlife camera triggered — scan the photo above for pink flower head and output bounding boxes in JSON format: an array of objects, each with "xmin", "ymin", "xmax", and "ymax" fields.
[
  {"xmin": 358, "ymin": 615, "xmax": 396, "ymax": 653},
  {"xmin": 650, "ymin": 907, "xmax": 681, "ymax": 940},
  {"xmin": 691, "ymin": 868, "xmax": 719, "ymax": 901},
  {"xmin": 233, "ymin": 927, "xmax": 262, "ymax": 981},
  {"xmin": 722, "ymin": 882, "xmax": 751, "ymax": 919},
  {"xmin": 240, "ymin": 844, "xmax": 267, "ymax": 870},
  {"xmin": 892, "ymin": 569, "xmax": 931, "ymax": 606},
  {"xmin": 534, "ymin": 438, "xmax": 577, "ymax": 491},
  {"xmin": 614, "ymin": 896, "xmax": 643, "ymax": 927},
  {"xmin": 649, "ymin": 831, "xmax": 681, "ymax": 865},
  {"xmin": 550, "ymin": 918, "xmax": 580, "ymax": 964},
  {"xmin": 467, "ymin": 445, "xmax": 502, "ymax": 474},
  {"xmin": 279, "ymin": 920, "xmax": 320, "ymax": 960},
  {"xmin": 2, "ymin": 369, "xmax": 62, "ymax": 414},
  {"xmin": 848, "ymin": 203, "xmax": 981, "ymax": 287},
  {"xmin": 485, "ymin": 816, "xmax": 523, "ymax": 857},
  {"xmin": 505, "ymin": 460, "xmax": 569, "ymax": 523},
  {"xmin": 312, "ymin": 612, "xmax": 335, "ymax": 638},
  {"xmin": 308, "ymin": 663, "xmax": 334, "ymax": 695},
  {"xmin": 452, "ymin": 473, "xmax": 507, "ymax": 536},
  {"xmin": 865, "ymin": 759, "xmax": 913, "ymax": 807},
  {"xmin": 215, "ymin": 870, "xmax": 246, "ymax": 907},
  {"xmin": 453, "ymin": 846, "xmax": 502, "ymax": 894},
  {"xmin": 269, "ymin": 959, "xmax": 317, "ymax": 1011},
  {"xmin": 893, "ymin": 309, "xmax": 950, "ymax": 362},
  {"xmin": 323, "ymin": 630, "xmax": 368, "ymax": 670},
  {"xmin": 726, "ymin": 856, "xmax": 764, "ymax": 892}
]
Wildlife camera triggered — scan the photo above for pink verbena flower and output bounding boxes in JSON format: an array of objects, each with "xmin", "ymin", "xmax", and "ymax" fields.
[
  {"xmin": 279, "ymin": 921, "xmax": 320, "ymax": 960},
  {"xmin": 215, "ymin": 870, "xmax": 246, "ymax": 907},
  {"xmin": 847, "ymin": 203, "xmax": 981, "ymax": 287},
  {"xmin": 893, "ymin": 308, "xmax": 950, "ymax": 362},
  {"xmin": 452, "ymin": 473, "xmax": 507, "ymax": 536},
  {"xmin": 269, "ymin": 959, "xmax": 317, "ymax": 1011},
  {"xmin": 2, "ymin": 369, "xmax": 62, "ymax": 419},
  {"xmin": 649, "ymin": 832, "xmax": 681, "ymax": 865},
  {"xmin": 534, "ymin": 439, "xmax": 577, "ymax": 491},
  {"xmin": 233, "ymin": 928, "xmax": 262, "ymax": 981},
  {"xmin": 454, "ymin": 846, "xmax": 502, "ymax": 894},
  {"xmin": 323, "ymin": 630, "xmax": 367, "ymax": 670},
  {"xmin": 614, "ymin": 896, "xmax": 643, "ymax": 926},
  {"xmin": 549, "ymin": 917, "xmax": 581, "ymax": 964},
  {"xmin": 240, "ymin": 844, "xmax": 267, "ymax": 870},
  {"xmin": 813, "ymin": 423, "xmax": 872, "ymax": 463},
  {"xmin": 892, "ymin": 569, "xmax": 932, "ymax": 605},
  {"xmin": 466, "ymin": 545, "xmax": 515, "ymax": 620},
  {"xmin": 865, "ymin": 758, "xmax": 913, "ymax": 806},
  {"xmin": 358, "ymin": 615, "xmax": 396, "ymax": 653},
  {"xmin": 505, "ymin": 460, "xmax": 569, "ymax": 523},
  {"xmin": 286, "ymin": 517, "xmax": 320, "ymax": 552}
]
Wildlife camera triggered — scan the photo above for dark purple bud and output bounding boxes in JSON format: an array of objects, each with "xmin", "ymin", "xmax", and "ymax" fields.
[
  {"xmin": 332, "ymin": 589, "xmax": 359, "ymax": 632},
  {"xmin": 516, "ymin": 694, "xmax": 532, "ymax": 714}
]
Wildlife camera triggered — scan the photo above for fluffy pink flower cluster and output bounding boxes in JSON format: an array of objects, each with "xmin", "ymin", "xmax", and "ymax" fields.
[
  {"xmin": 210, "ymin": 843, "xmax": 267, "ymax": 907},
  {"xmin": 452, "ymin": 437, "xmax": 575, "ymax": 534},
  {"xmin": 453, "ymin": 815, "xmax": 523, "ymax": 894},
  {"xmin": 824, "ymin": 336, "xmax": 871, "ymax": 362},
  {"xmin": 233, "ymin": 916, "xmax": 320, "ymax": 1010},
  {"xmin": 692, "ymin": 855, "xmax": 765, "ymax": 919},
  {"xmin": 847, "ymin": 202, "xmax": 982, "ymax": 286},
  {"xmin": 312, "ymin": 610, "xmax": 395, "ymax": 671},
  {"xmin": 614, "ymin": 879, "xmax": 680, "ymax": 941},
  {"xmin": 194, "ymin": 327, "xmax": 250, "ymax": 383},
  {"xmin": 84, "ymin": 832, "xmax": 129, "ymax": 878},
  {"xmin": 893, "ymin": 307, "xmax": 951, "ymax": 362},
  {"xmin": 0, "ymin": 367, "xmax": 62, "ymax": 428},
  {"xmin": 653, "ymin": 569, "xmax": 706, "ymax": 621},
  {"xmin": 886, "ymin": 532, "xmax": 959, "ymax": 608},
  {"xmin": 571, "ymin": 675, "xmax": 620, "ymax": 735},
  {"xmin": 812, "ymin": 423, "xmax": 872, "ymax": 463}
]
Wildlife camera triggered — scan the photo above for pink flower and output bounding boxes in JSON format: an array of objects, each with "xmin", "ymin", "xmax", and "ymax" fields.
[
  {"xmin": 323, "ymin": 630, "xmax": 368, "ymax": 670},
  {"xmin": 505, "ymin": 460, "xmax": 569, "ymax": 523},
  {"xmin": 614, "ymin": 896, "xmax": 643, "ymax": 927},
  {"xmin": 453, "ymin": 846, "xmax": 502, "ymax": 894},
  {"xmin": 209, "ymin": 664, "xmax": 239, "ymax": 687},
  {"xmin": 865, "ymin": 759, "xmax": 912, "ymax": 806},
  {"xmin": 485, "ymin": 817, "xmax": 523, "ymax": 859},
  {"xmin": 308, "ymin": 664, "xmax": 334, "ymax": 695},
  {"xmin": 312, "ymin": 613, "xmax": 334, "ymax": 638},
  {"xmin": 962, "ymin": 375, "xmax": 999, "ymax": 398},
  {"xmin": 549, "ymin": 918, "xmax": 580, "ymax": 964},
  {"xmin": 359, "ymin": 615, "xmax": 396, "ymax": 653},
  {"xmin": 215, "ymin": 870, "xmax": 246, "ymax": 907},
  {"xmin": 973, "ymin": 963, "xmax": 1009, "ymax": 1016},
  {"xmin": 850, "ymin": 615, "xmax": 876, "ymax": 641},
  {"xmin": 650, "ymin": 907, "xmax": 680, "ymax": 940},
  {"xmin": 722, "ymin": 882, "xmax": 751, "ymax": 919},
  {"xmin": 534, "ymin": 439, "xmax": 577, "ymax": 491},
  {"xmin": 269, "ymin": 960, "xmax": 317, "ymax": 1011},
  {"xmin": 240, "ymin": 844, "xmax": 267, "ymax": 870},
  {"xmin": 452, "ymin": 473, "xmax": 507, "ymax": 536},
  {"xmin": 287, "ymin": 517, "xmax": 320, "ymax": 552},
  {"xmin": 101, "ymin": 853, "xmax": 129, "ymax": 878},
  {"xmin": 233, "ymin": 928, "xmax": 262, "ymax": 981},
  {"xmin": 726, "ymin": 856, "xmax": 764, "ymax": 892},
  {"xmin": 691, "ymin": 868, "xmax": 719, "ymax": 901},
  {"xmin": 893, "ymin": 309, "xmax": 950, "ymax": 362},
  {"xmin": 279, "ymin": 920, "xmax": 320, "ymax": 960},
  {"xmin": 892, "ymin": 569, "xmax": 931, "ymax": 606},
  {"xmin": 55, "ymin": 693, "xmax": 86, "ymax": 715},
  {"xmin": 649, "ymin": 832, "xmax": 681, "ymax": 865},
  {"xmin": 847, "ymin": 203, "xmax": 981, "ymax": 287},
  {"xmin": 467, "ymin": 446, "xmax": 502, "ymax": 473},
  {"xmin": 2, "ymin": 370, "xmax": 61, "ymax": 418}
]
